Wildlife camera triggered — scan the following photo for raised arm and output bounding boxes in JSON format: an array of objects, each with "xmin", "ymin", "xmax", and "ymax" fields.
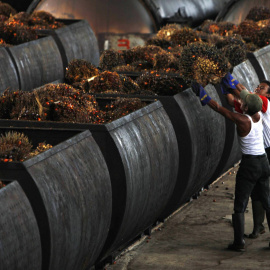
[{"xmin": 191, "ymin": 83, "xmax": 250, "ymax": 136}]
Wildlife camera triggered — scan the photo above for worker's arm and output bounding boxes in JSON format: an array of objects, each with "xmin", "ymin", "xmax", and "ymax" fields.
[{"xmin": 192, "ymin": 83, "xmax": 250, "ymax": 137}]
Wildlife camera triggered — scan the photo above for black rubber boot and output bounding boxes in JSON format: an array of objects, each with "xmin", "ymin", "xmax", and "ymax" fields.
[
  {"xmin": 228, "ymin": 213, "xmax": 245, "ymax": 251},
  {"xmin": 266, "ymin": 210, "xmax": 270, "ymax": 248},
  {"xmin": 248, "ymin": 200, "xmax": 265, "ymax": 239}
]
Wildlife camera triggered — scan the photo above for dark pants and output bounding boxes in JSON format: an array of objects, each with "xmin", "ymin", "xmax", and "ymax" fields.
[{"xmin": 234, "ymin": 154, "xmax": 270, "ymax": 213}]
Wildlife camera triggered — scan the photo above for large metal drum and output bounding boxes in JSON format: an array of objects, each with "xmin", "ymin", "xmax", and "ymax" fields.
[
  {"xmin": 7, "ymin": 36, "xmax": 64, "ymax": 92},
  {"xmin": 53, "ymin": 20, "xmax": 100, "ymax": 67},
  {"xmin": 0, "ymin": 99, "xmax": 178, "ymax": 265},
  {"xmin": 93, "ymin": 85, "xmax": 226, "ymax": 219},
  {"xmin": 0, "ymin": 47, "xmax": 20, "ymax": 94},
  {"xmin": 94, "ymin": 101, "xmax": 178, "ymax": 261},
  {"xmin": 232, "ymin": 60, "xmax": 260, "ymax": 92},
  {"xmin": 249, "ymin": 45, "xmax": 270, "ymax": 81},
  {"xmin": 0, "ymin": 130, "xmax": 112, "ymax": 270},
  {"xmin": 0, "ymin": 181, "xmax": 42, "ymax": 270}
]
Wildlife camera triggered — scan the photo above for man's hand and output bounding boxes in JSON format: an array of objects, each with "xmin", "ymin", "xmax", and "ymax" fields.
[
  {"xmin": 191, "ymin": 82, "xmax": 212, "ymax": 106},
  {"xmin": 222, "ymin": 73, "xmax": 240, "ymax": 89}
]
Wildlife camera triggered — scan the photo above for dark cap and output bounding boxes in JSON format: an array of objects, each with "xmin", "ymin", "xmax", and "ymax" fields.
[{"xmin": 240, "ymin": 89, "xmax": 262, "ymax": 113}]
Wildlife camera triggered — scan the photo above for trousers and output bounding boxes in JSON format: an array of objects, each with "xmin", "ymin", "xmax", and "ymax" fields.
[{"xmin": 234, "ymin": 154, "xmax": 270, "ymax": 213}]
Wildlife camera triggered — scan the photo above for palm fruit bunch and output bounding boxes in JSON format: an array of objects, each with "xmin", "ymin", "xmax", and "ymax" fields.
[
  {"xmin": 33, "ymin": 83, "xmax": 101, "ymax": 123},
  {"xmin": 0, "ymin": 18, "xmax": 38, "ymax": 45},
  {"xmin": 246, "ymin": 6, "xmax": 270, "ymax": 22},
  {"xmin": 10, "ymin": 12, "xmax": 30, "ymax": 24},
  {"xmin": 26, "ymin": 142, "xmax": 53, "ymax": 159},
  {"xmin": 256, "ymin": 18, "xmax": 270, "ymax": 28},
  {"xmin": 28, "ymin": 10, "xmax": 64, "ymax": 30},
  {"xmin": 9, "ymin": 91, "xmax": 41, "ymax": 120},
  {"xmin": 0, "ymin": 2, "xmax": 16, "ymax": 17},
  {"xmin": 118, "ymin": 74, "xmax": 155, "ymax": 96},
  {"xmin": 88, "ymin": 71, "xmax": 124, "ymax": 94},
  {"xmin": 122, "ymin": 45, "xmax": 164, "ymax": 66},
  {"xmin": 0, "ymin": 131, "xmax": 33, "ymax": 162},
  {"xmin": 221, "ymin": 44, "xmax": 247, "ymax": 67},
  {"xmin": 253, "ymin": 25, "xmax": 270, "ymax": 48},
  {"xmin": 116, "ymin": 45, "xmax": 166, "ymax": 72},
  {"xmin": 65, "ymin": 59, "xmax": 100, "ymax": 84},
  {"xmin": 0, "ymin": 84, "xmax": 103, "ymax": 124},
  {"xmin": 153, "ymin": 50, "xmax": 179, "ymax": 73},
  {"xmin": 234, "ymin": 20, "xmax": 260, "ymax": 43},
  {"xmin": 99, "ymin": 49, "xmax": 126, "ymax": 71},
  {"xmin": 169, "ymin": 27, "xmax": 201, "ymax": 47},
  {"xmin": 156, "ymin": 23, "xmax": 182, "ymax": 41},
  {"xmin": 245, "ymin": 42, "xmax": 259, "ymax": 52},
  {"xmin": 216, "ymin": 21, "xmax": 237, "ymax": 36},
  {"xmin": 200, "ymin": 20, "xmax": 236, "ymax": 36},
  {"xmin": 168, "ymin": 45, "xmax": 184, "ymax": 60},
  {"xmin": 178, "ymin": 42, "xmax": 230, "ymax": 86},
  {"xmin": 104, "ymin": 97, "xmax": 147, "ymax": 122},
  {"xmin": 0, "ymin": 90, "xmax": 30, "ymax": 119},
  {"xmin": 135, "ymin": 71, "xmax": 187, "ymax": 96},
  {"xmin": 145, "ymin": 36, "xmax": 173, "ymax": 50},
  {"xmin": 118, "ymin": 74, "xmax": 142, "ymax": 94},
  {"xmin": 112, "ymin": 64, "xmax": 137, "ymax": 73},
  {"xmin": 214, "ymin": 34, "xmax": 246, "ymax": 49},
  {"xmin": 199, "ymin": 20, "xmax": 220, "ymax": 34},
  {"xmin": 0, "ymin": 4, "xmax": 63, "ymax": 45}
]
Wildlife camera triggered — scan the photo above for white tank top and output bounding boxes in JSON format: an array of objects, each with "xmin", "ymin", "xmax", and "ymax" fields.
[
  {"xmin": 238, "ymin": 112, "xmax": 265, "ymax": 155},
  {"xmin": 261, "ymin": 98, "xmax": 270, "ymax": 148}
]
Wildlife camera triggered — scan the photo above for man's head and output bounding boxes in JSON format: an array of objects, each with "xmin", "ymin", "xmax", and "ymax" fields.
[
  {"xmin": 240, "ymin": 89, "xmax": 263, "ymax": 115},
  {"xmin": 255, "ymin": 80, "xmax": 270, "ymax": 97}
]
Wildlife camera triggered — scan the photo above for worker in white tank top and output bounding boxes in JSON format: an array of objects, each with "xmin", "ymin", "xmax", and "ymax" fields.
[
  {"xmin": 238, "ymin": 112, "xmax": 265, "ymax": 156},
  {"xmin": 222, "ymin": 77, "xmax": 270, "ymax": 239},
  {"xmin": 192, "ymin": 83, "xmax": 270, "ymax": 253}
]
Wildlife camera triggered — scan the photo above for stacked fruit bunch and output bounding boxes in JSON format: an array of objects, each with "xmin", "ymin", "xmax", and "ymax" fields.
[
  {"xmin": 178, "ymin": 43, "xmax": 230, "ymax": 86},
  {"xmin": 0, "ymin": 82, "xmax": 148, "ymax": 123},
  {"xmin": 0, "ymin": 131, "xmax": 52, "ymax": 162},
  {"xmin": 135, "ymin": 71, "xmax": 187, "ymax": 96},
  {"xmin": 0, "ymin": 2, "xmax": 64, "ymax": 45}
]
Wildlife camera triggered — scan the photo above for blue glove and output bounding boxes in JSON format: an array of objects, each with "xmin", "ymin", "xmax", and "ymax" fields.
[
  {"xmin": 222, "ymin": 73, "xmax": 239, "ymax": 89},
  {"xmin": 220, "ymin": 84, "xmax": 231, "ymax": 95},
  {"xmin": 191, "ymin": 82, "xmax": 212, "ymax": 106}
]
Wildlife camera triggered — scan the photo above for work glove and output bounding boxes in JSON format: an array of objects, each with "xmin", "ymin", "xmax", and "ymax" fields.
[
  {"xmin": 220, "ymin": 84, "xmax": 232, "ymax": 95},
  {"xmin": 222, "ymin": 72, "xmax": 239, "ymax": 90},
  {"xmin": 191, "ymin": 82, "xmax": 212, "ymax": 106}
]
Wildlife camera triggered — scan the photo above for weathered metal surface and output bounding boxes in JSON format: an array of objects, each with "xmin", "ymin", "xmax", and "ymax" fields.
[
  {"xmin": 172, "ymin": 86, "xmax": 225, "ymax": 203},
  {"xmin": 7, "ymin": 36, "xmax": 64, "ymax": 92},
  {"xmin": 0, "ymin": 181, "xmax": 42, "ymax": 270},
  {"xmin": 251, "ymin": 46, "xmax": 270, "ymax": 81},
  {"xmin": 95, "ymin": 101, "xmax": 179, "ymax": 260},
  {"xmin": 0, "ymin": 47, "xmax": 20, "ymax": 94},
  {"xmin": 151, "ymin": 0, "xmax": 229, "ymax": 26},
  {"xmin": 34, "ymin": 0, "xmax": 157, "ymax": 36},
  {"xmin": 54, "ymin": 20, "xmax": 100, "ymax": 67},
  {"xmin": 93, "ymin": 88, "xmax": 226, "ymax": 221},
  {"xmin": 232, "ymin": 60, "xmax": 260, "ymax": 92},
  {"xmin": 207, "ymin": 83, "xmax": 241, "ymax": 184},
  {"xmin": 0, "ymin": 130, "xmax": 112, "ymax": 270},
  {"xmin": 0, "ymin": 99, "xmax": 179, "ymax": 262}
]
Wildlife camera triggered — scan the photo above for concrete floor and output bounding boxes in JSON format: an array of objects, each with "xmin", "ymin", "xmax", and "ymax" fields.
[{"xmin": 105, "ymin": 164, "xmax": 270, "ymax": 270}]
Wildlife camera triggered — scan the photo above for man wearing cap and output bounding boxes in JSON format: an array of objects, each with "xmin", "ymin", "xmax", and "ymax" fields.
[
  {"xmin": 222, "ymin": 76, "xmax": 270, "ymax": 239},
  {"xmin": 192, "ymin": 82, "xmax": 270, "ymax": 252}
]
